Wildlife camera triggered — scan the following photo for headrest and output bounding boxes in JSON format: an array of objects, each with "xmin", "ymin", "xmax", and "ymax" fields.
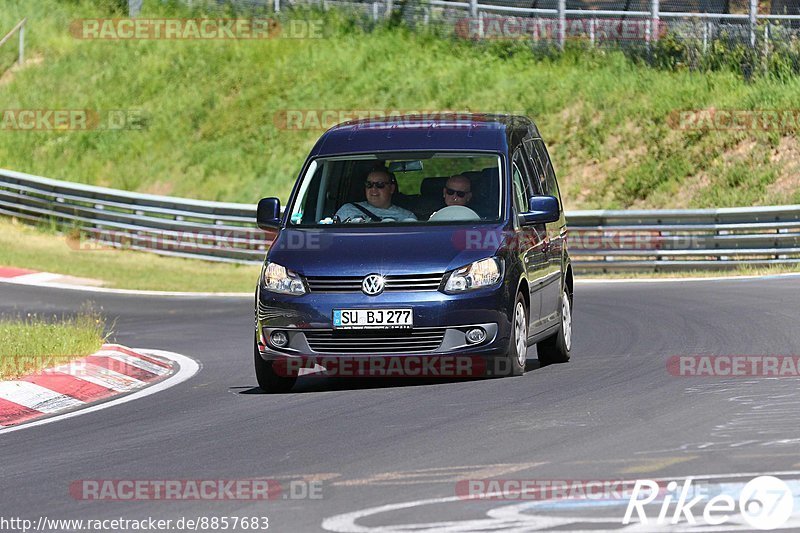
[{"xmin": 420, "ymin": 176, "xmax": 449, "ymax": 198}]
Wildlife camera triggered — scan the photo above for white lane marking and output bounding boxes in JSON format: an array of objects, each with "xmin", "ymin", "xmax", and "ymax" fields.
[
  {"xmin": 0, "ymin": 381, "xmax": 84, "ymax": 413},
  {"xmin": 0, "ymin": 349, "xmax": 200, "ymax": 435},
  {"xmin": 321, "ymin": 470, "xmax": 800, "ymax": 533},
  {"xmin": 0, "ymin": 276, "xmax": 250, "ymax": 297},
  {"xmin": 51, "ymin": 361, "xmax": 145, "ymax": 392},
  {"xmin": 96, "ymin": 350, "xmax": 171, "ymax": 376},
  {"xmin": 576, "ymin": 272, "xmax": 800, "ymax": 284}
]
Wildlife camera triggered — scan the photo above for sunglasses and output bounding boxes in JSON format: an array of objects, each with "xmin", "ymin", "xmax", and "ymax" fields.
[
  {"xmin": 365, "ymin": 181, "xmax": 391, "ymax": 189},
  {"xmin": 445, "ymin": 188, "xmax": 470, "ymax": 198}
]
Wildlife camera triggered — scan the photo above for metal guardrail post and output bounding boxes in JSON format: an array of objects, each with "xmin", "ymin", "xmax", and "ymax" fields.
[
  {"xmin": 650, "ymin": 0, "xmax": 659, "ymax": 43},
  {"xmin": 703, "ymin": 21, "xmax": 708, "ymax": 54},
  {"xmin": 0, "ymin": 19, "xmax": 26, "ymax": 68},
  {"xmin": 470, "ymin": 0, "xmax": 478, "ymax": 18},
  {"xmin": 749, "ymin": 0, "xmax": 757, "ymax": 47},
  {"xmin": 275, "ymin": 0, "xmax": 281, "ymax": 13},
  {"xmin": 557, "ymin": 0, "xmax": 566, "ymax": 49},
  {"xmin": 18, "ymin": 19, "xmax": 24, "ymax": 64},
  {"xmin": 128, "ymin": 0, "xmax": 143, "ymax": 17}
]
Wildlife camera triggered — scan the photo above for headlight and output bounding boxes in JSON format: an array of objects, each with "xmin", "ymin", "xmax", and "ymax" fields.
[
  {"xmin": 444, "ymin": 257, "xmax": 503, "ymax": 293},
  {"xmin": 263, "ymin": 262, "xmax": 306, "ymax": 295}
]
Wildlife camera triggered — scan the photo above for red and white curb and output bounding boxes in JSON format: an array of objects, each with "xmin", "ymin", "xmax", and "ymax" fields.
[
  {"xmin": 0, "ymin": 266, "xmax": 101, "ymax": 287},
  {"xmin": 0, "ymin": 344, "xmax": 199, "ymax": 433}
]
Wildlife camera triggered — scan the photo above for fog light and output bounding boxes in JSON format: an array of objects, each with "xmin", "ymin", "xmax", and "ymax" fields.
[
  {"xmin": 465, "ymin": 327, "xmax": 486, "ymax": 345},
  {"xmin": 270, "ymin": 331, "xmax": 289, "ymax": 348}
]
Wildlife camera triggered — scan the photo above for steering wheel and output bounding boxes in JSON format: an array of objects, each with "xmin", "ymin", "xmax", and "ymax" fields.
[{"xmin": 428, "ymin": 205, "xmax": 480, "ymax": 221}]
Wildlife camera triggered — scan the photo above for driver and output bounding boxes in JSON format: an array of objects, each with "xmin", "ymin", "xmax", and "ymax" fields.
[
  {"xmin": 442, "ymin": 175, "xmax": 473, "ymax": 207},
  {"xmin": 335, "ymin": 170, "xmax": 417, "ymax": 222}
]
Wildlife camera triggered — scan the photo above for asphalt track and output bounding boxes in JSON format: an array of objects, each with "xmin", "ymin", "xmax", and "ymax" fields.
[{"xmin": 2, "ymin": 276, "xmax": 800, "ymax": 531}]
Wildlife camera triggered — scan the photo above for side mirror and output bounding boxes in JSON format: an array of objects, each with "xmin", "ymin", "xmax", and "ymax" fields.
[
  {"xmin": 518, "ymin": 195, "xmax": 560, "ymax": 225},
  {"xmin": 256, "ymin": 197, "xmax": 281, "ymax": 230}
]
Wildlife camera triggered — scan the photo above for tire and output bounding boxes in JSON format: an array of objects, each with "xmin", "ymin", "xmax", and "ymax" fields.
[
  {"xmin": 254, "ymin": 335, "xmax": 297, "ymax": 393},
  {"xmin": 537, "ymin": 285, "xmax": 572, "ymax": 365},
  {"xmin": 498, "ymin": 292, "xmax": 528, "ymax": 377}
]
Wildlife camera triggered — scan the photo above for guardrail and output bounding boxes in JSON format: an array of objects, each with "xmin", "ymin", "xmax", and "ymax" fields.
[
  {"xmin": 0, "ymin": 19, "xmax": 26, "ymax": 70},
  {"xmin": 568, "ymin": 207, "xmax": 800, "ymax": 272},
  {"xmin": 0, "ymin": 168, "xmax": 268, "ymax": 264},
  {"xmin": 2, "ymin": 168, "xmax": 800, "ymax": 272}
]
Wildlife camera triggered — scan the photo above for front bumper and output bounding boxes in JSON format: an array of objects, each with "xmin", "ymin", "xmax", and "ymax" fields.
[{"xmin": 256, "ymin": 285, "xmax": 513, "ymax": 360}]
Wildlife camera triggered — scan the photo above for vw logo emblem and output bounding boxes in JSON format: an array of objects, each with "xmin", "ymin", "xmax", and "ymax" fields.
[{"xmin": 362, "ymin": 274, "xmax": 385, "ymax": 296}]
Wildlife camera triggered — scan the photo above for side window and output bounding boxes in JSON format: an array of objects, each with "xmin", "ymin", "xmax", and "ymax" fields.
[
  {"xmin": 511, "ymin": 150, "xmax": 534, "ymax": 214},
  {"xmin": 523, "ymin": 140, "xmax": 547, "ymax": 194},
  {"xmin": 532, "ymin": 139, "xmax": 562, "ymax": 207}
]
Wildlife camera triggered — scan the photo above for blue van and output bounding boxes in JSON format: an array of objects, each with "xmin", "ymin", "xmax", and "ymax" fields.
[{"xmin": 254, "ymin": 114, "xmax": 572, "ymax": 392}]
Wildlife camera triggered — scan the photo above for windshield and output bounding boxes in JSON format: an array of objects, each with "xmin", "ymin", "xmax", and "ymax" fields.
[{"xmin": 287, "ymin": 152, "xmax": 503, "ymax": 226}]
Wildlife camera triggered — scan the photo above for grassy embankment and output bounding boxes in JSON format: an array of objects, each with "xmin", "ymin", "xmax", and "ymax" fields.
[
  {"xmin": 0, "ymin": 0, "xmax": 798, "ymax": 286},
  {"xmin": 0, "ymin": 311, "xmax": 106, "ymax": 380},
  {"xmin": 1, "ymin": 0, "xmax": 799, "ymax": 209}
]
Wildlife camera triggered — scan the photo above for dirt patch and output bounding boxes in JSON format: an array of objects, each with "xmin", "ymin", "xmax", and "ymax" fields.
[
  {"xmin": 0, "ymin": 54, "xmax": 44, "ymax": 86},
  {"xmin": 768, "ymin": 136, "xmax": 800, "ymax": 200},
  {"xmin": 632, "ymin": 170, "xmax": 711, "ymax": 209},
  {"xmin": 723, "ymin": 138, "xmax": 759, "ymax": 163},
  {"xmin": 562, "ymin": 121, "xmax": 647, "ymax": 210},
  {"xmin": 142, "ymin": 181, "xmax": 175, "ymax": 196}
]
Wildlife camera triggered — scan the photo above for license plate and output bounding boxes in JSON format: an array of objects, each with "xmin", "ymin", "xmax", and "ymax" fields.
[{"xmin": 333, "ymin": 309, "xmax": 413, "ymax": 330}]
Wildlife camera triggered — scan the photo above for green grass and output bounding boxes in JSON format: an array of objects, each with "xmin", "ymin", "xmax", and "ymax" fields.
[
  {"xmin": 0, "ymin": 218, "xmax": 260, "ymax": 292},
  {"xmin": 1, "ymin": 0, "xmax": 799, "ymax": 211},
  {"xmin": 0, "ymin": 311, "xmax": 106, "ymax": 380}
]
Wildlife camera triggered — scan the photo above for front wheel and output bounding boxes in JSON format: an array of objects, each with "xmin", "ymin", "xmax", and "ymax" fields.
[
  {"xmin": 499, "ymin": 292, "xmax": 528, "ymax": 377},
  {"xmin": 254, "ymin": 335, "xmax": 296, "ymax": 393},
  {"xmin": 537, "ymin": 286, "xmax": 572, "ymax": 365}
]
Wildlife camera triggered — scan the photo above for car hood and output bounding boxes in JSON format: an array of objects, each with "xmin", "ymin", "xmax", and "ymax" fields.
[{"xmin": 267, "ymin": 225, "xmax": 507, "ymax": 276}]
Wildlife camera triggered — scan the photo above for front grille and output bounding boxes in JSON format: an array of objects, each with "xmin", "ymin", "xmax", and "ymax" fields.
[
  {"xmin": 306, "ymin": 273, "xmax": 443, "ymax": 293},
  {"xmin": 303, "ymin": 327, "xmax": 446, "ymax": 354}
]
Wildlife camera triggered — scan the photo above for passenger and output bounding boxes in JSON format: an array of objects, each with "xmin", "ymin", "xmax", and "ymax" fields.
[
  {"xmin": 442, "ymin": 175, "xmax": 473, "ymax": 207},
  {"xmin": 335, "ymin": 170, "xmax": 417, "ymax": 222}
]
